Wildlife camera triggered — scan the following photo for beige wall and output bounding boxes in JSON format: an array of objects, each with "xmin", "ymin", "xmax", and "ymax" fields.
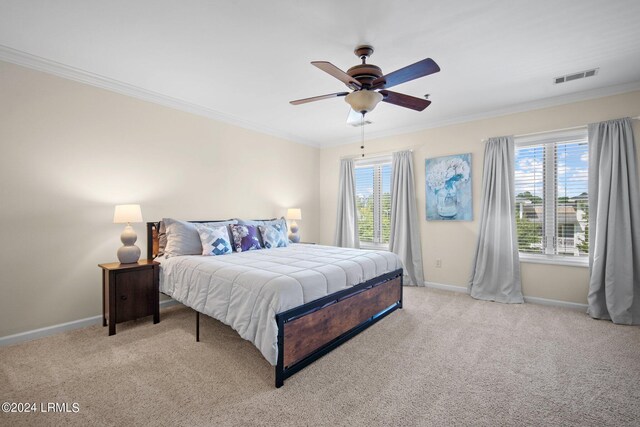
[
  {"xmin": 320, "ymin": 90, "xmax": 640, "ymax": 304},
  {"xmin": 0, "ymin": 61, "xmax": 320, "ymax": 337},
  {"xmin": 2, "ymin": 58, "xmax": 639, "ymax": 338}
]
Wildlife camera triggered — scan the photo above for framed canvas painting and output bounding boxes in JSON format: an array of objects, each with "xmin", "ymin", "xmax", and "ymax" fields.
[{"xmin": 425, "ymin": 153, "xmax": 472, "ymax": 221}]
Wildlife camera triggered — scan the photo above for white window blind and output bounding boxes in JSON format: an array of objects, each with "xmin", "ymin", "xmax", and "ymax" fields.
[
  {"xmin": 354, "ymin": 157, "xmax": 392, "ymax": 247},
  {"xmin": 514, "ymin": 128, "xmax": 589, "ymax": 260}
]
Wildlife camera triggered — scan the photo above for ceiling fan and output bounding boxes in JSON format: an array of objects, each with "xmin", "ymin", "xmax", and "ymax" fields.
[{"xmin": 290, "ymin": 45, "xmax": 440, "ymax": 123}]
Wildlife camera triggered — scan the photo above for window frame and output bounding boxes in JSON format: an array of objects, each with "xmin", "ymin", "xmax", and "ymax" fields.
[
  {"xmin": 514, "ymin": 128, "xmax": 589, "ymax": 268},
  {"xmin": 354, "ymin": 155, "xmax": 392, "ymax": 250}
]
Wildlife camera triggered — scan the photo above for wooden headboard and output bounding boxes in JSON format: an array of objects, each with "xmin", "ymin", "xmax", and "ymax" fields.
[
  {"xmin": 146, "ymin": 222, "xmax": 161, "ymax": 260},
  {"xmin": 146, "ymin": 219, "xmax": 278, "ymax": 259}
]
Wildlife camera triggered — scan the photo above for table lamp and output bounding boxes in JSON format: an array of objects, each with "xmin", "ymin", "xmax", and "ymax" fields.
[
  {"xmin": 286, "ymin": 208, "xmax": 302, "ymax": 243},
  {"xmin": 113, "ymin": 204, "xmax": 143, "ymax": 264}
]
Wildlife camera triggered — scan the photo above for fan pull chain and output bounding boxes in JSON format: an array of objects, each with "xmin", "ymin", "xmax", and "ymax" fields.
[{"xmin": 361, "ymin": 113, "xmax": 365, "ymax": 157}]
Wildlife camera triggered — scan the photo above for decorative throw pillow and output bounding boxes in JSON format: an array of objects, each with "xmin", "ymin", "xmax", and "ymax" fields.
[
  {"xmin": 194, "ymin": 224, "xmax": 232, "ymax": 256},
  {"xmin": 163, "ymin": 218, "xmax": 238, "ymax": 257},
  {"xmin": 230, "ymin": 224, "xmax": 262, "ymax": 252},
  {"xmin": 258, "ymin": 223, "xmax": 288, "ymax": 249},
  {"xmin": 235, "ymin": 218, "xmax": 280, "ymax": 246}
]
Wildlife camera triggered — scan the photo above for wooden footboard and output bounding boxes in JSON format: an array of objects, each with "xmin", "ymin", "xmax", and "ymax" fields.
[{"xmin": 275, "ymin": 269, "xmax": 403, "ymax": 387}]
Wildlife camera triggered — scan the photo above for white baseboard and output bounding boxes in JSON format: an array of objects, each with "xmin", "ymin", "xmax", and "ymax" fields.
[
  {"xmin": 0, "ymin": 299, "xmax": 181, "ymax": 347},
  {"xmin": 522, "ymin": 295, "xmax": 588, "ymax": 311},
  {"xmin": 423, "ymin": 281, "xmax": 588, "ymax": 311},
  {"xmin": 424, "ymin": 281, "xmax": 469, "ymax": 294}
]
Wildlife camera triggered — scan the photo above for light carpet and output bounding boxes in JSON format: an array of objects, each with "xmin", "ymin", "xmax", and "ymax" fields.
[{"xmin": 1, "ymin": 287, "xmax": 639, "ymax": 426}]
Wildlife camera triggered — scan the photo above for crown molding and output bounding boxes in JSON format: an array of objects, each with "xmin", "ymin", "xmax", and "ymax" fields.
[
  {"xmin": 0, "ymin": 44, "xmax": 320, "ymax": 148},
  {"xmin": 3, "ymin": 44, "xmax": 639, "ymax": 150},
  {"xmin": 323, "ymin": 80, "xmax": 640, "ymax": 148}
]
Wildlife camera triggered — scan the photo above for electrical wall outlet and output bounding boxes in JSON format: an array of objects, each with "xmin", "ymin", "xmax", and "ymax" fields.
[{"xmin": 435, "ymin": 258, "xmax": 442, "ymax": 268}]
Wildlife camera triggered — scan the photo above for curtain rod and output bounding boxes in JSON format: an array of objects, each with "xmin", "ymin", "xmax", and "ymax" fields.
[
  {"xmin": 339, "ymin": 145, "xmax": 421, "ymax": 161},
  {"xmin": 480, "ymin": 116, "xmax": 640, "ymax": 142},
  {"xmin": 480, "ymin": 125, "xmax": 585, "ymax": 143}
]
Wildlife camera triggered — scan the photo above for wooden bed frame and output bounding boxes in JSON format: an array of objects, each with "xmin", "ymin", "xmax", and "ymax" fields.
[{"xmin": 146, "ymin": 221, "xmax": 403, "ymax": 388}]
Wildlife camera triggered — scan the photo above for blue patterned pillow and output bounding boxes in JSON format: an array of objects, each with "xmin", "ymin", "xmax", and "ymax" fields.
[
  {"xmin": 258, "ymin": 223, "xmax": 288, "ymax": 249},
  {"xmin": 194, "ymin": 224, "xmax": 232, "ymax": 256},
  {"xmin": 230, "ymin": 224, "xmax": 262, "ymax": 252}
]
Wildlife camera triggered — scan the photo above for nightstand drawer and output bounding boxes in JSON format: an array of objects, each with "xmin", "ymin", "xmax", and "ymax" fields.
[{"xmin": 115, "ymin": 269, "xmax": 154, "ymax": 323}]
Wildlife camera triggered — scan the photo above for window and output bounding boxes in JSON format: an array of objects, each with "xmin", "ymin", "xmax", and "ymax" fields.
[
  {"xmin": 514, "ymin": 128, "xmax": 589, "ymax": 264},
  {"xmin": 354, "ymin": 157, "xmax": 392, "ymax": 248}
]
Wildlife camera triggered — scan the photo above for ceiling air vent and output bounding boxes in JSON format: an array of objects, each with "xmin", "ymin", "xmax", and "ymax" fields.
[{"xmin": 553, "ymin": 68, "xmax": 599, "ymax": 84}]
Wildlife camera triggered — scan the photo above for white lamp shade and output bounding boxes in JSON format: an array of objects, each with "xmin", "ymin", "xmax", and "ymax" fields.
[
  {"xmin": 286, "ymin": 208, "xmax": 302, "ymax": 220},
  {"xmin": 345, "ymin": 90, "xmax": 383, "ymax": 114},
  {"xmin": 113, "ymin": 204, "xmax": 143, "ymax": 224}
]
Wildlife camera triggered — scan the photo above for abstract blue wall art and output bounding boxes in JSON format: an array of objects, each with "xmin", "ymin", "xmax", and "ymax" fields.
[{"xmin": 425, "ymin": 153, "xmax": 473, "ymax": 221}]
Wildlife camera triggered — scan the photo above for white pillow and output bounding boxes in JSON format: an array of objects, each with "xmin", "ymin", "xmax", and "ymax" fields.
[
  {"xmin": 163, "ymin": 218, "xmax": 237, "ymax": 257},
  {"xmin": 195, "ymin": 224, "xmax": 233, "ymax": 256}
]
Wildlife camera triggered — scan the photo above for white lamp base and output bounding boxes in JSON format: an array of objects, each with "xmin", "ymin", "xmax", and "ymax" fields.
[
  {"xmin": 288, "ymin": 221, "xmax": 300, "ymax": 243},
  {"xmin": 118, "ymin": 224, "xmax": 141, "ymax": 264}
]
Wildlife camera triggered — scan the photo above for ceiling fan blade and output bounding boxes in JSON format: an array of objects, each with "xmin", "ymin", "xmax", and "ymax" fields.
[
  {"xmin": 311, "ymin": 61, "xmax": 362, "ymax": 90},
  {"xmin": 379, "ymin": 90, "xmax": 431, "ymax": 111},
  {"xmin": 372, "ymin": 58, "xmax": 440, "ymax": 90},
  {"xmin": 346, "ymin": 108, "xmax": 364, "ymax": 125},
  {"xmin": 290, "ymin": 92, "xmax": 349, "ymax": 105}
]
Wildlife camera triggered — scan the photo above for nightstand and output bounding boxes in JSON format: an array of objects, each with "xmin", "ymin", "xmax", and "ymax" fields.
[{"xmin": 98, "ymin": 260, "xmax": 160, "ymax": 336}]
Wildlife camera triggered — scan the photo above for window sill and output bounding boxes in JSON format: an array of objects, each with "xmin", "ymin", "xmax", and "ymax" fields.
[
  {"xmin": 359, "ymin": 243, "xmax": 390, "ymax": 251},
  {"xmin": 519, "ymin": 254, "xmax": 589, "ymax": 268}
]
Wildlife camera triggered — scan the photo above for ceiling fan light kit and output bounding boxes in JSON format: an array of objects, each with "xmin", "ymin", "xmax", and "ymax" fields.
[{"xmin": 345, "ymin": 90, "xmax": 383, "ymax": 114}]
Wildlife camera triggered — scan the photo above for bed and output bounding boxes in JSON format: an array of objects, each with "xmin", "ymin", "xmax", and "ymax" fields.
[{"xmin": 147, "ymin": 221, "xmax": 403, "ymax": 387}]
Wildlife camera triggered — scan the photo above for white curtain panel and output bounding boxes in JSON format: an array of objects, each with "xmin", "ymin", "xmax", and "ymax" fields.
[
  {"xmin": 469, "ymin": 136, "xmax": 524, "ymax": 303},
  {"xmin": 389, "ymin": 150, "xmax": 425, "ymax": 286},
  {"xmin": 588, "ymin": 118, "xmax": 640, "ymax": 324},
  {"xmin": 334, "ymin": 158, "xmax": 360, "ymax": 248}
]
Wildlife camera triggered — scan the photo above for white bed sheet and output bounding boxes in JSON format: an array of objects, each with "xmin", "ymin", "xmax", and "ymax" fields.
[{"xmin": 158, "ymin": 243, "xmax": 402, "ymax": 365}]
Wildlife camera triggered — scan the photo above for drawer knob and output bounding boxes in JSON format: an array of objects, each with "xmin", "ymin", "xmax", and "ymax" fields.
[{"xmin": 120, "ymin": 295, "xmax": 128, "ymax": 301}]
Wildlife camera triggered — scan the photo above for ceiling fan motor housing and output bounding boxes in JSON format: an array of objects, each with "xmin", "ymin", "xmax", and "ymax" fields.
[{"xmin": 347, "ymin": 64, "xmax": 383, "ymax": 88}]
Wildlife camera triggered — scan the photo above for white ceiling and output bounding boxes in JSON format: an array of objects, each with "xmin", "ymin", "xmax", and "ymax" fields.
[{"xmin": 1, "ymin": 0, "xmax": 640, "ymax": 147}]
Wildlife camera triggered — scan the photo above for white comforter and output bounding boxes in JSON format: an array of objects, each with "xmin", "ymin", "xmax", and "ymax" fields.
[{"xmin": 159, "ymin": 244, "xmax": 402, "ymax": 365}]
